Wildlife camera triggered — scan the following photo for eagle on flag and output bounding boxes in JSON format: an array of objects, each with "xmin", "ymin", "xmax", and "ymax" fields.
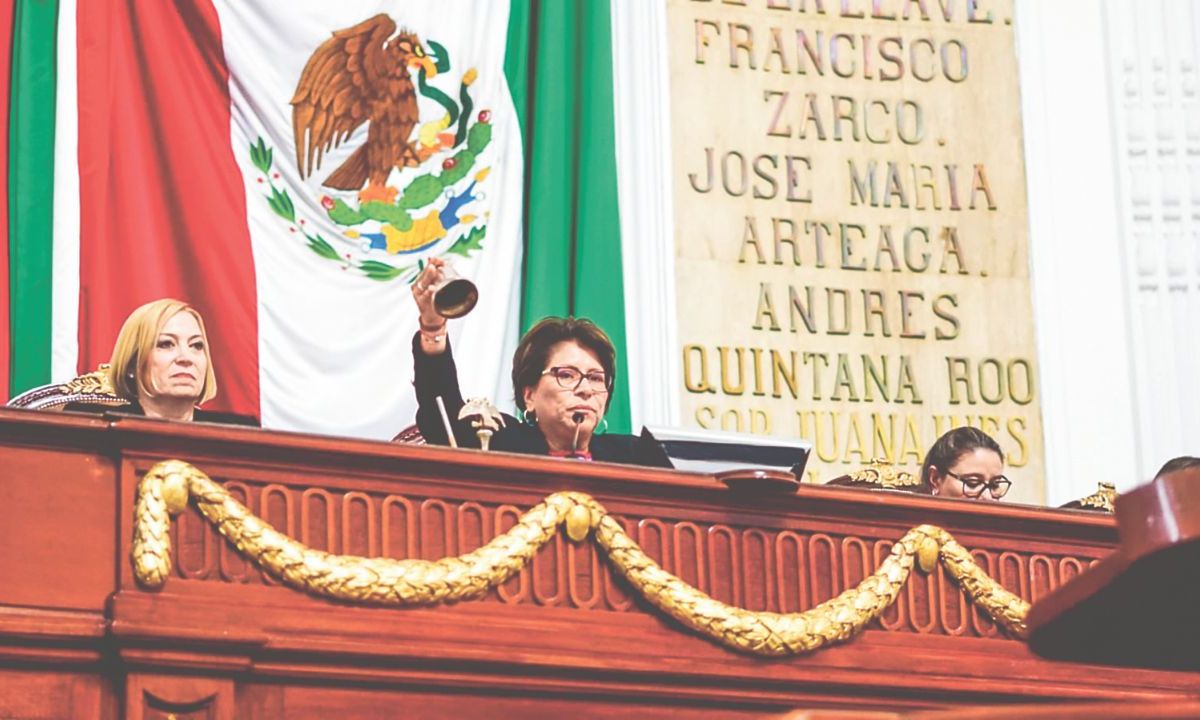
[{"xmin": 290, "ymin": 14, "xmax": 438, "ymax": 203}]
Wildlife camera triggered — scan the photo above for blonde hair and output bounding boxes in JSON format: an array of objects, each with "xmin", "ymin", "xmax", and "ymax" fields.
[{"xmin": 107, "ymin": 299, "xmax": 217, "ymax": 405}]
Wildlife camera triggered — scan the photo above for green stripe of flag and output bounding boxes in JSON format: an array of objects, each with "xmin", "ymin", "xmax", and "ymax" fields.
[
  {"xmin": 506, "ymin": 0, "xmax": 632, "ymax": 433},
  {"xmin": 8, "ymin": 0, "xmax": 58, "ymax": 395},
  {"xmin": 571, "ymin": 0, "xmax": 630, "ymax": 435},
  {"xmin": 503, "ymin": 1, "xmax": 530, "ymax": 134},
  {"xmin": 519, "ymin": 0, "xmax": 577, "ymax": 325}
]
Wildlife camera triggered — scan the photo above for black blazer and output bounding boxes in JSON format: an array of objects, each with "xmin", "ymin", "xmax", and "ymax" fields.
[
  {"xmin": 62, "ymin": 400, "xmax": 260, "ymax": 427},
  {"xmin": 412, "ymin": 333, "xmax": 671, "ymax": 468}
]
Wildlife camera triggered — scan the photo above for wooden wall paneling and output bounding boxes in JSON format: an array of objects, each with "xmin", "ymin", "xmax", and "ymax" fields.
[
  {"xmin": 0, "ymin": 443, "xmax": 116, "ymax": 610},
  {"xmin": 235, "ymin": 682, "xmax": 785, "ymax": 720},
  {"xmin": 125, "ymin": 674, "xmax": 234, "ymax": 720},
  {"xmin": 0, "ymin": 669, "xmax": 116, "ymax": 719}
]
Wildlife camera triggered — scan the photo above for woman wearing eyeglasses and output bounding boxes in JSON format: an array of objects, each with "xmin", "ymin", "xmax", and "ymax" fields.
[
  {"xmin": 921, "ymin": 427, "xmax": 1011, "ymax": 501},
  {"xmin": 409, "ymin": 258, "xmax": 669, "ymax": 466}
]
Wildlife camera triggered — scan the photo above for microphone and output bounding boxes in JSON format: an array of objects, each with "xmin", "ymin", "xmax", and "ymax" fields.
[{"xmin": 572, "ymin": 411, "xmax": 585, "ymax": 453}]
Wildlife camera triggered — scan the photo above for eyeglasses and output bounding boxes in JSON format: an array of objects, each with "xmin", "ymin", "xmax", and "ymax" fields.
[
  {"xmin": 542, "ymin": 366, "xmax": 611, "ymax": 393},
  {"xmin": 945, "ymin": 470, "xmax": 1011, "ymax": 499}
]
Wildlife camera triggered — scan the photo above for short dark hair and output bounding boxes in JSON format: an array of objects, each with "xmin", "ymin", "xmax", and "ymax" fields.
[
  {"xmin": 1154, "ymin": 456, "xmax": 1200, "ymax": 479},
  {"xmin": 511, "ymin": 316, "xmax": 616, "ymax": 412},
  {"xmin": 920, "ymin": 427, "xmax": 1004, "ymax": 492}
]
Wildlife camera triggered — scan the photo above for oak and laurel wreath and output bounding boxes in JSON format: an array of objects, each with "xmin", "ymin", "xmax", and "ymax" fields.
[{"xmin": 248, "ymin": 116, "xmax": 491, "ymax": 282}]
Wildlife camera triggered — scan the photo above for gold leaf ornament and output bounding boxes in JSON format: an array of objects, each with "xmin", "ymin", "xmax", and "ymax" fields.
[
  {"xmin": 132, "ymin": 460, "xmax": 1029, "ymax": 656},
  {"xmin": 60, "ymin": 364, "xmax": 119, "ymax": 397},
  {"xmin": 565, "ymin": 503, "xmax": 592, "ymax": 541}
]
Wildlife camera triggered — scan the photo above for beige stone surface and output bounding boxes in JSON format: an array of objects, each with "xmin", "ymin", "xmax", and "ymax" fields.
[{"xmin": 667, "ymin": 0, "xmax": 1045, "ymax": 504}]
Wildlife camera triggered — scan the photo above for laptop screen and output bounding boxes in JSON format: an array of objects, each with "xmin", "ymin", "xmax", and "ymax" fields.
[{"xmin": 638, "ymin": 426, "xmax": 811, "ymax": 478}]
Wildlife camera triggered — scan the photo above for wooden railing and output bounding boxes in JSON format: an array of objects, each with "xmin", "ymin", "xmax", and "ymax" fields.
[{"xmin": 0, "ymin": 408, "xmax": 1194, "ymax": 719}]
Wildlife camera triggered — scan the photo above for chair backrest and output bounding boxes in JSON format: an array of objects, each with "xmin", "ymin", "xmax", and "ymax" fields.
[
  {"xmin": 391, "ymin": 423, "xmax": 427, "ymax": 445},
  {"xmin": 1058, "ymin": 482, "xmax": 1116, "ymax": 513},
  {"xmin": 6, "ymin": 365, "xmax": 130, "ymax": 412},
  {"xmin": 824, "ymin": 459, "xmax": 927, "ymax": 494}
]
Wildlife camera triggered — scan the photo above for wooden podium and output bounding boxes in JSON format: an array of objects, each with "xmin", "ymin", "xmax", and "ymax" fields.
[
  {"xmin": 1, "ymin": 408, "xmax": 1197, "ymax": 718},
  {"xmin": 1028, "ymin": 467, "xmax": 1200, "ymax": 672}
]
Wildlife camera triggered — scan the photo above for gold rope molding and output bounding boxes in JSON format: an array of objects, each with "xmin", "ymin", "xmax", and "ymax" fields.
[{"xmin": 132, "ymin": 460, "xmax": 1029, "ymax": 656}]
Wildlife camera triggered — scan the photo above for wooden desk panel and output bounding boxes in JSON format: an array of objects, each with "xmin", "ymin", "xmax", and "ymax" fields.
[
  {"xmin": 149, "ymin": 463, "xmax": 1106, "ymax": 641},
  {"xmin": 0, "ymin": 408, "xmax": 1194, "ymax": 718}
]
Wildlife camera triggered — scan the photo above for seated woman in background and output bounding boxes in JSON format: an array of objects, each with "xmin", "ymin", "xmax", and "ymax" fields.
[
  {"xmin": 65, "ymin": 298, "xmax": 257, "ymax": 425},
  {"xmin": 920, "ymin": 426, "xmax": 1010, "ymax": 501},
  {"xmin": 411, "ymin": 258, "xmax": 668, "ymax": 467}
]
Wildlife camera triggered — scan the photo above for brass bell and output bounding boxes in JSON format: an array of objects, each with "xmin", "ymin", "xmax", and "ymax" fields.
[{"xmin": 432, "ymin": 263, "xmax": 478, "ymax": 319}]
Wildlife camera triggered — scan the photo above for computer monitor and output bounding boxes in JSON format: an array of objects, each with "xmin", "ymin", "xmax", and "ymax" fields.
[{"xmin": 638, "ymin": 426, "xmax": 811, "ymax": 478}]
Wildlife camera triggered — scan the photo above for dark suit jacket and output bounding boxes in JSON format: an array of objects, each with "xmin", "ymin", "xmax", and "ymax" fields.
[
  {"xmin": 412, "ymin": 333, "xmax": 671, "ymax": 468},
  {"xmin": 62, "ymin": 400, "xmax": 260, "ymax": 427}
]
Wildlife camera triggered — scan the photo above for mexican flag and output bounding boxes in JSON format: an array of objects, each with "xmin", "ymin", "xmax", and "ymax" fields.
[
  {"xmin": 5, "ymin": 0, "xmax": 671, "ymax": 437},
  {"xmin": 8, "ymin": 0, "xmax": 526, "ymax": 438}
]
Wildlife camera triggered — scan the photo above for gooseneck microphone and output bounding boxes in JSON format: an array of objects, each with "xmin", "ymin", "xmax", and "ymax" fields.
[{"xmin": 572, "ymin": 412, "xmax": 585, "ymax": 453}]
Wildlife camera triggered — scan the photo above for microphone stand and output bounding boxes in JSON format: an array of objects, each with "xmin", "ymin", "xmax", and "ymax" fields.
[{"xmin": 571, "ymin": 412, "xmax": 585, "ymax": 456}]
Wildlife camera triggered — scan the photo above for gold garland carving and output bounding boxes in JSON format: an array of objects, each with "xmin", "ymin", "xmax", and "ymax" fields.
[{"xmin": 132, "ymin": 460, "xmax": 1029, "ymax": 655}]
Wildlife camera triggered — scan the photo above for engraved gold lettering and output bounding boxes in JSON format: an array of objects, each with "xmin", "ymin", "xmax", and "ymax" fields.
[
  {"xmin": 753, "ymin": 283, "xmax": 782, "ymax": 331},
  {"xmin": 772, "ymin": 350, "xmax": 800, "ymax": 399},
  {"xmin": 896, "ymin": 355, "xmax": 922, "ymax": 403},
  {"xmin": 862, "ymin": 290, "xmax": 891, "ymax": 337},
  {"xmin": 946, "ymin": 356, "xmax": 975, "ymax": 404},
  {"xmin": 843, "ymin": 413, "xmax": 869, "ymax": 463},
  {"xmin": 684, "ymin": 345, "xmax": 715, "ymax": 394},
  {"xmin": 739, "ymin": 216, "xmax": 766, "ymax": 264},
  {"xmin": 899, "ymin": 290, "xmax": 926, "ymax": 338},
  {"xmin": 718, "ymin": 346, "xmax": 748, "ymax": 395},
  {"xmin": 831, "ymin": 353, "xmax": 861, "ymax": 402},
  {"xmin": 932, "ymin": 293, "xmax": 960, "ymax": 340},
  {"xmin": 1007, "ymin": 416, "xmax": 1029, "ymax": 467}
]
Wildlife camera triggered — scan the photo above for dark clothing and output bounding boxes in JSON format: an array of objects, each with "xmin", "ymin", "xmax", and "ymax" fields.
[
  {"xmin": 62, "ymin": 400, "xmax": 260, "ymax": 427},
  {"xmin": 412, "ymin": 333, "xmax": 670, "ymax": 468}
]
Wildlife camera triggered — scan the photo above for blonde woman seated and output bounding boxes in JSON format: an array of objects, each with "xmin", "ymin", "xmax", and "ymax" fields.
[{"xmin": 64, "ymin": 298, "xmax": 257, "ymax": 425}]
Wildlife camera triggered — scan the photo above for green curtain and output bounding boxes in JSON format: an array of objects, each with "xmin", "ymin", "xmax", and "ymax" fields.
[
  {"xmin": 505, "ymin": 0, "xmax": 632, "ymax": 433},
  {"xmin": 8, "ymin": 0, "xmax": 58, "ymax": 395}
]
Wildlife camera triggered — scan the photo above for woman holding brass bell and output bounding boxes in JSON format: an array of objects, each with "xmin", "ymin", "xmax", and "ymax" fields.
[{"xmin": 411, "ymin": 258, "xmax": 668, "ymax": 466}]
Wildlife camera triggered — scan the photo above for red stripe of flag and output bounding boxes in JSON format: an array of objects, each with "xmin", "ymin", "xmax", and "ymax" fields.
[{"xmin": 76, "ymin": 0, "xmax": 259, "ymax": 417}]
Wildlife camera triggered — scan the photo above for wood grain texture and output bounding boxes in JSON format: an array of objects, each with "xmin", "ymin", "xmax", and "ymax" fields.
[
  {"xmin": 0, "ymin": 408, "xmax": 1194, "ymax": 717},
  {"xmin": 1027, "ymin": 468, "xmax": 1200, "ymax": 670}
]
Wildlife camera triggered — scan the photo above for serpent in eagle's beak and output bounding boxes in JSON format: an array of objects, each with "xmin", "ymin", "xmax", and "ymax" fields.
[{"xmin": 408, "ymin": 49, "xmax": 438, "ymax": 79}]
